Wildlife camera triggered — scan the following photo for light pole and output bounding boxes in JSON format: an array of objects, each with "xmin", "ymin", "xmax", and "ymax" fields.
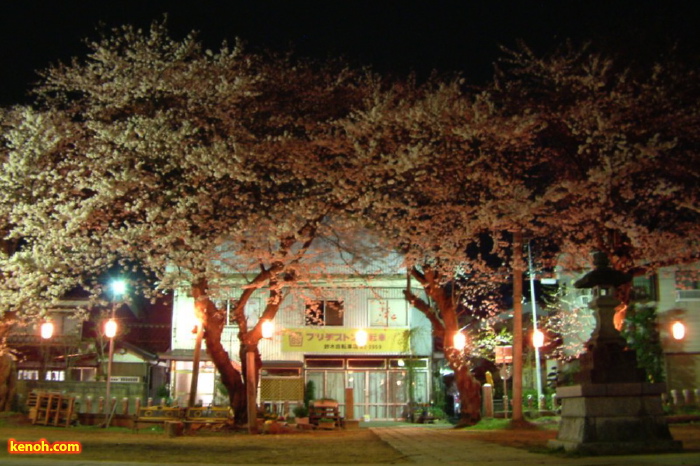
[
  {"xmin": 527, "ymin": 242, "xmax": 543, "ymax": 408},
  {"xmin": 105, "ymin": 280, "xmax": 125, "ymax": 418},
  {"xmin": 40, "ymin": 321, "xmax": 54, "ymax": 381}
]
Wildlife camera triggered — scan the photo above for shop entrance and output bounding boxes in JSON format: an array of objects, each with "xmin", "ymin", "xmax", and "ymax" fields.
[{"xmin": 305, "ymin": 357, "xmax": 429, "ymax": 420}]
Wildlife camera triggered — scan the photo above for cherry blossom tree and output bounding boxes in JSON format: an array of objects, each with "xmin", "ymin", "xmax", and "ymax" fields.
[
  {"xmin": 492, "ymin": 43, "xmax": 700, "ymax": 327},
  {"xmin": 340, "ymin": 76, "xmax": 543, "ymax": 425},
  {"xmin": 0, "ymin": 21, "xmax": 371, "ymax": 424},
  {"xmin": 340, "ymin": 43, "xmax": 699, "ymax": 424}
]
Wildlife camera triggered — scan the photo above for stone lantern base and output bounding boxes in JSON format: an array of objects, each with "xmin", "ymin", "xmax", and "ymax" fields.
[{"xmin": 549, "ymin": 383, "xmax": 682, "ymax": 454}]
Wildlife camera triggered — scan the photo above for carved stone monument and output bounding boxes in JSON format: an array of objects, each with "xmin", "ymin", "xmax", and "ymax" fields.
[{"xmin": 548, "ymin": 252, "xmax": 682, "ymax": 454}]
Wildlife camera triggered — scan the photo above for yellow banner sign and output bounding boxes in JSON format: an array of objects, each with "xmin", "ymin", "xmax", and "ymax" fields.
[{"xmin": 282, "ymin": 328, "xmax": 409, "ymax": 353}]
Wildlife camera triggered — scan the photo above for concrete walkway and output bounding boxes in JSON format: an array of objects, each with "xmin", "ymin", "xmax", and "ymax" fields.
[{"xmin": 370, "ymin": 425, "xmax": 700, "ymax": 465}]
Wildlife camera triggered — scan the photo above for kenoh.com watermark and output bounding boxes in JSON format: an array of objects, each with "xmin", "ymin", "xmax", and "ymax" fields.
[{"xmin": 8, "ymin": 438, "xmax": 82, "ymax": 454}]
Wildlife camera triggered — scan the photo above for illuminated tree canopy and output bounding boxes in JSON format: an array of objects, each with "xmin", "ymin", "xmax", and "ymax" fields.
[
  {"xmin": 1, "ymin": 20, "xmax": 698, "ymax": 425},
  {"xmin": 0, "ymin": 21, "xmax": 373, "ymax": 422}
]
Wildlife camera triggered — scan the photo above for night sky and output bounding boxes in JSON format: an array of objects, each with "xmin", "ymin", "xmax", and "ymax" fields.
[{"xmin": 1, "ymin": 1, "xmax": 698, "ymax": 105}]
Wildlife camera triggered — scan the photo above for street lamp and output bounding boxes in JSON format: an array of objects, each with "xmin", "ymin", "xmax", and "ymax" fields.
[
  {"xmin": 355, "ymin": 329, "xmax": 368, "ymax": 348},
  {"xmin": 672, "ymin": 321, "xmax": 686, "ymax": 340},
  {"xmin": 105, "ymin": 279, "xmax": 126, "ymax": 417},
  {"xmin": 40, "ymin": 321, "xmax": 54, "ymax": 340},
  {"xmin": 453, "ymin": 331, "xmax": 467, "ymax": 351},
  {"xmin": 261, "ymin": 319, "xmax": 275, "ymax": 339},
  {"xmin": 532, "ymin": 329, "xmax": 545, "ymax": 349},
  {"xmin": 40, "ymin": 321, "xmax": 54, "ymax": 381},
  {"xmin": 105, "ymin": 319, "xmax": 118, "ymax": 338}
]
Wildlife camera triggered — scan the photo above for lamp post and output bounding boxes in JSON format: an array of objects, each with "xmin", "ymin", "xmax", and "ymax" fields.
[
  {"xmin": 40, "ymin": 321, "xmax": 54, "ymax": 381},
  {"xmin": 527, "ymin": 242, "xmax": 543, "ymax": 409},
  {"xmin": 105, "ymin": 280, "xmax": 125, "ymax": 417}
]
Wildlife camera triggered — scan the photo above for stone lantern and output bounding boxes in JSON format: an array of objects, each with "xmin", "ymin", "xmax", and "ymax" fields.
[
  {"xmin": 549, "ymin": 252, "xmax": 681, "ymax": 454},
  {"xmin": 572, "ymin": 251, "xmax": 643, "ymax": 384}
]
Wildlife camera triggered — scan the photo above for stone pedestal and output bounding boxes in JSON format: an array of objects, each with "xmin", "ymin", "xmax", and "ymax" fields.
[{"xmin": 549, "ymin": 381, "xmax": 681, "ymax": 454}]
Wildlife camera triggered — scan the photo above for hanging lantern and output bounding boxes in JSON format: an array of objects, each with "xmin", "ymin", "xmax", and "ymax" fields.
[
  {"xmin": 453, "ymin": 332, "xmax": 467, "ymax": 351},
  {"xmin": 40, "ymin": 322, "xmax": 54, "ymax": 340},
  {"xmin": 532, "ymin": 329, "xmax": 545, "ymax": 348},
  {"xmin": 261, "ymin": 319, "xmax": 274, "ymax": 339},
  {"xmin": 355, "ymin": 329, "xmax": 368, "ymax": 347},
  {"xmin": 104, "ymin": 319, "xmax": 118, "ymax": 339},
  {"xmin": 672, "ymin": 321, "xmax": 686, "ymax": 340}
]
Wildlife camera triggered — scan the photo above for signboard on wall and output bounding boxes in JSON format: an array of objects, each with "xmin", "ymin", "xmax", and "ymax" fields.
[
  {"xmin": 282, "ymin": 328, "xmax": 410, "ymax": 353},
  {"xmin": 495, "ymin": 345, "xmax": 513, "ymax": 364}
]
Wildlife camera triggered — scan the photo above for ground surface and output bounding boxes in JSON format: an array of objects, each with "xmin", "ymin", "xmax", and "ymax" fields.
[{"xmin": 2, "ymin": 414, "xmax": 700, "ymax": 463}]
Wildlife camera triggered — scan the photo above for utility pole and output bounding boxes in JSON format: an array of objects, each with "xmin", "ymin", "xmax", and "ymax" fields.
[
  {"xmin": 528, "ymin": 241, "xmax": 543, "ymax": 406},
  {"xmin": 511, "ymin": 231, "xmax": 524, "ymax": 422}
]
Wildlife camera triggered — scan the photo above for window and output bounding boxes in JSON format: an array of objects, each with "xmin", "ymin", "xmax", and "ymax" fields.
[
  {"xmin": 18, "ymin": 370, "xmax": 39, "ymax": 380},
  {"xmin": 676, "ymin": 269, "xmax": 700, "ymax": 301},
  {"xmin": 45, "ymin": 370, "xmax": 65, "ymax": 381},
  {"xmin": 305, "ymin": 300, "xmax": 344, "ymax": 326},
  {"xmin": 369, "ymin": 299, "xmax": 407, "ymax": 327},
  {"xmin": 261, "ymin": 368, "xmax": 301, "ymax": 377},
  {"xmin": 348, "ymin": 359, "xmax": 386, "ymax": 369},
  {"xmin": 226, "ymin": 298, "xmax": 261, "ymax": 326},
  {"xmin": 70, "ymin": 367, "xmax": 97, "ymax": 382},
  {"xmin": 676, "ymin": 270, "xmax": 700, "ymax": 289},
  {"xmin": 305, "ymin": 358, "xmax": 344, "ymax": 368},
  {"xmin": 630, "ymin": 275, "xmax": 657, "ymax": 301}
]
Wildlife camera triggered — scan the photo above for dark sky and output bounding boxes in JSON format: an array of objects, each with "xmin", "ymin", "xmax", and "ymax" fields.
[{"xmin": 1, "ymin": 1, "xmax": 698, "ymax": 105}]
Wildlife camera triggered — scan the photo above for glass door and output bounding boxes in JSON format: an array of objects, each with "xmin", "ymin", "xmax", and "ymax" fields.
[
  {"xmin": 348, "ymin": 371, "xmax": 366, "ymax": 420},
  {"xmin": 368, "ymin": 371, "xmax": 387, "ymax": 420},
  {"xmin": 388, "ymin": 370, "xmax": 408, "ymax": 419}
]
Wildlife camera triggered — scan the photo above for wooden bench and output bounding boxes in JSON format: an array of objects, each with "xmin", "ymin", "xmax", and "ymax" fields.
[
  {"xmin": 183, "ymin": 406, "xmax": 234, "ymax": 431},
  {"xmin": 133, "ymin": 406, "xmax": 185, "ymax": 432}
]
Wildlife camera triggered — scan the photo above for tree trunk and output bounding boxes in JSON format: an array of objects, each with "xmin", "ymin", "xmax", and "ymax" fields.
[
  {"xmin": 240, "ymin": 342, "xmax": 262, "ymax": 430},
  {"xmin": 454, "ymin": 364, "xmax": 481, "ymax": 426},
  {"xmin": 444, "ymin": 344, "xmax": 482, "ymax": 426},
  {"xmin": 0, "ymin": 319, "xmax": 16, "ymax": 412},
  {"xmin": 192, "ymin": 282, "xmax": 247, "ymax": 426},
  {"xmin": 405, "ymin": 267, "xmax": 482, "ymax": 425},
  {"xmin": 0, "ymin": 353, "xmax": 16, "ymax": 412}
]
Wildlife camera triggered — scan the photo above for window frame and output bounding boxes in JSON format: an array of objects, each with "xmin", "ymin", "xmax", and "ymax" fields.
[
  {"xmin": 368, "ymin": 298, "xmax": 408, "ymax": 327},
  {"xmin": 305, "ymin": 299, "xmax": 344, "ymax": 326}
]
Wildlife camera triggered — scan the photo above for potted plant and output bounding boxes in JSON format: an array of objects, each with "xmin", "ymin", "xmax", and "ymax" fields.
[
  {"xmin": 318, "ymin": 418, "xmax": 336, "ymax": 429},
  {"xmin": 293, "ymin": 404, "xmax": 309, "ymax": 425}
]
